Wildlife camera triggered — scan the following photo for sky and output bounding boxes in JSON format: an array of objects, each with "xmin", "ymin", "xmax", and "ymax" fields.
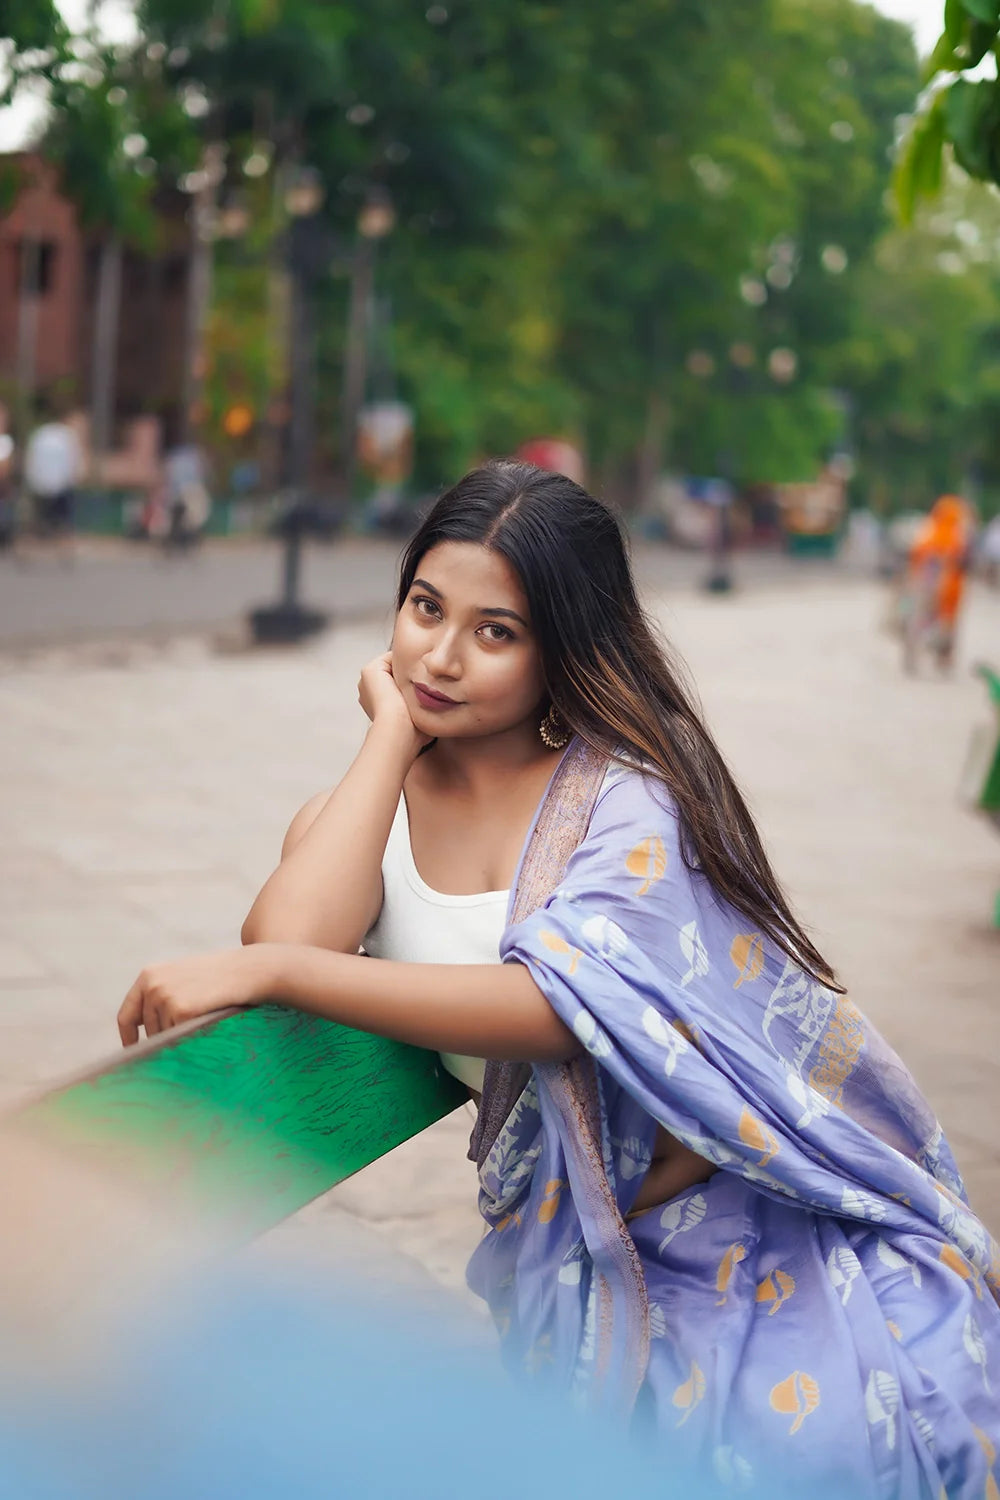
[{"xmin": 0, "ymin": 0, "xmax": 948, "ymax": 152}]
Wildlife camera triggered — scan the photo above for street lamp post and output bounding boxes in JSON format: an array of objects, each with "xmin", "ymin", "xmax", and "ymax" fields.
[
  {"xmin": 248, "ymin": 165, "xmax": 332, "ymax": 646},
  {"xmin": 338, "ymin": 190, "xmax": 396, "ymax": 501}
]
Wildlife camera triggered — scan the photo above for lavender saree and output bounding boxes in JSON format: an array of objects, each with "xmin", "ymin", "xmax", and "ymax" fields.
[{"xmin": 466, "ymin": 740, "xmax": 1000, "ymax": 1497}]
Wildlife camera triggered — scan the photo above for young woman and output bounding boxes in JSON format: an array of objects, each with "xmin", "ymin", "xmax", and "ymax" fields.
[{"xmin": 119, "ymin": 462, "xmax": 1000, "ymax": 1495}]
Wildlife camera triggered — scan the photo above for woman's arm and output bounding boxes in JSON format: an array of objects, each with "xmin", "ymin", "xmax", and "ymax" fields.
[
  {"xmin": 118, "ymin": 944, "xmax": 580, "ymax": 1064},
  {"xmin": 241, "ymin": 654, "xmax": 425, "ymax": 953}
]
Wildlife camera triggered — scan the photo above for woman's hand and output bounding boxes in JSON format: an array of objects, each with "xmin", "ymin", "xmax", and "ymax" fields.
[
  {"xmin": 117, "ymin": 945, "xmax": 275, "ymax": 1046},
  {"xmin": 357, "ymin": 651, "xmax": 432, "ymax": 752}
]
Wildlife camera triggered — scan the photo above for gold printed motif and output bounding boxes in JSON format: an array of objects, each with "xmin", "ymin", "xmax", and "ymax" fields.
[
  {"xmin": 756, "ymin": 1268, "xmax": 796, "ymax": 1315},
  {"xmin": 716, "ymin": 1242, "xmax": 748, "ymax": 1305},
  {"xmin": 672, "ymin": 1360, "xmax": 706, "ymax": 1426},
  {"xmin": 538, "ymin": 1178, "xmax": 566, "ymax": 1224},
  {"xmin": 738, "ymin": 1106, "xmax": 780, "ymax": 1167},
  {"xmin": 625, "ymin": 836, "xmax": 667, "ymax": 895},
  {"xmin": 731, "ymin": 933, "xmax": 765, "ymax": 988},
  {"xmin": 807, "ymin": 995, "xmax": 863, "ymax": 1106},
  {"xmin": 539, "ymin": 929, "xmax": 581, "ymax": 974},
  {"xmin": 769, "ymin": 1371, "xmax": 820, "ymax": 1434}
]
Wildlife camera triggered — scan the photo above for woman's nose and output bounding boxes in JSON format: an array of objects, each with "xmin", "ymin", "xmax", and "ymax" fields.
[{"xmin": 424, "ymin": 631, "xmax": 461, "ymax": 677}]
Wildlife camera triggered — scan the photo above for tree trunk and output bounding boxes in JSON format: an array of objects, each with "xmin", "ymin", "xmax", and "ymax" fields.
[
  {"xmin": 338, "ymin": 234, "xmax": 375, "ymax": 501},
  {"xmin": 15, "ymin": 235, "xmax": 41, "ymax": 451},
  {"xmin": 634, "ymin": 389, "xmax": 668, "ymax": 513},
  {"xmin": 90, "ymin": 235, "xmax": 122, "ymax": 485}
]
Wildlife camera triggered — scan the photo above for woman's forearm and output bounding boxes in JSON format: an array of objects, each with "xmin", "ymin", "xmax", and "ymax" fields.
[
  {"xmin": 241, "ymin": 726, "xmax": 414, "ymax": 951},
  {"xmin": 257, "ymin": 945, "xmax": 580, "ymax": 1064}
]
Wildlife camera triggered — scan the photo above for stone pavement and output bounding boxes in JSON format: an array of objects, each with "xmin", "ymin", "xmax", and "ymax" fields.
[
  {"xmin": 0, "ymin": 531, "xmax": 847, "ymax": 648},
  {"xmin": 1, "ymin": 574, "xmax": 998, "ymax": 1314}
]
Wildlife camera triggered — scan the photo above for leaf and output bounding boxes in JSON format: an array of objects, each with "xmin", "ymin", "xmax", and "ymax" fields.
[
  {"xmin": 946, "ymin": 0, "xmax": 967, "ymax": 44},
  {"xmin": 923, "ymin": 29, "xmax": 964, "ymax": 82},
  {"xmin": 730, "ymin": 932, "xmax": 764, "ymax": 988},
  {"xmin": 625, "ymin": 836, "xmax": 667, "ymax": 895},
  {"xmin": 945, "ymin": 78, "xmax": 995, "ymax": 181},
  {"xmin": 960, "ymin": 0, "xmax": 999, "ymax": 25},
  {"xmin": 894, "ymin": 96, "xmax": 946, "ymax": 225}
]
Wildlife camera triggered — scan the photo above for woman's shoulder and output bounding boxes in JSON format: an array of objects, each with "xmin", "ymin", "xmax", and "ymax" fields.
[{"xmin": 592, "ymin": 754, "xmax": 680, "ymax": 838}]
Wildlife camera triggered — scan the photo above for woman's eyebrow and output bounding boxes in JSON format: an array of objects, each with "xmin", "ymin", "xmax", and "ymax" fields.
[{"xmin": 411, "ymin": 578, "xmax": 528, "ymax": 629}]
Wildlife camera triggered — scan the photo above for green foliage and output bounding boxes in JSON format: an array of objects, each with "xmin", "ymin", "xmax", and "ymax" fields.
[{"xmin": 7, "ymin": 0, "xmax": 992, "ymax": 511}]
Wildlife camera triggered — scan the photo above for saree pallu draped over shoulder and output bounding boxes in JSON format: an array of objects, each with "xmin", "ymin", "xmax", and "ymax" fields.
[{"xmin": 467, "ymin": 739, "xmax": 1000, "ymax": 1498}]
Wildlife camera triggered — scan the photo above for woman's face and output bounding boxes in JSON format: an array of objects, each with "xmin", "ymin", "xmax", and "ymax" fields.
[{"xmin": 391, "ymin": 541, "xmax": 548, "ymax": 741}]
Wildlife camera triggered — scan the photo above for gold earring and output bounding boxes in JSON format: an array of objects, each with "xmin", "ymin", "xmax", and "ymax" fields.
[{"xmin": 539, "ymin": 705, "xmax": 570, "ymax": 750}]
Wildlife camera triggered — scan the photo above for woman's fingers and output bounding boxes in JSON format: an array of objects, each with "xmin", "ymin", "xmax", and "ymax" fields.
[
  {"xmin": 117, "ymin": 977, "xmax": 144, "ymax": 1047},
  {"xmin": 142, "ymin": 990, "xmax": 164, "ymax": 1038},
  {"xmin": 118, "ymin": 970, "xmax": 170, "ymax": 1045}
]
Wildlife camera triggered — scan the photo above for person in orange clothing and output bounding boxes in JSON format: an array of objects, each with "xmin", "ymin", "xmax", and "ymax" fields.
[{"xmin": 903, "ymin": 493, "xmax": 973, "ymax": 673}]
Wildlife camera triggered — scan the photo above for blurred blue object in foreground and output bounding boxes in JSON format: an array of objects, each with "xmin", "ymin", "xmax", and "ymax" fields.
[{"xmin": 0, "ymin": 1270, "xmax": 704, "ymax": 1500}]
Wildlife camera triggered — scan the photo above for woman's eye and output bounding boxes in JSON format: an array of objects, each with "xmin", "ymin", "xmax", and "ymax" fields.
[
  {"xmin": 413, "ymin": 596, "xmax": 440, "ymax": 617},
  {"xmin": 480, "ymin": 623, "xmax": 513, "ymax": 643}
]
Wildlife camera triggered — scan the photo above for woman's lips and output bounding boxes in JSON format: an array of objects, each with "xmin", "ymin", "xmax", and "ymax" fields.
[{"xmin": 413, "ymin": 683, "xmax": 461, "ymax": 712}]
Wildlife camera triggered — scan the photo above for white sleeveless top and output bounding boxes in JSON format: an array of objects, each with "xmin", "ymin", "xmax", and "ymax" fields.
[{"xmin": 362, "ymin": 793, "xmax": 509, "ymax": 1092}]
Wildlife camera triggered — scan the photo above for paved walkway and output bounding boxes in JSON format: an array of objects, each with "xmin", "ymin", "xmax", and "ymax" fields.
[
  {"xmin": 1, "ymin": 575, "xmax": 998, "ymax": 1308},
  {"xmin": 0, "ymin": 532, "xmax": 846, "ymax": 648}
]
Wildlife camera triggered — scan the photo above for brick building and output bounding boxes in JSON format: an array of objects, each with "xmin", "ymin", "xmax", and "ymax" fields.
[{"xmin": 0, "ymin": 153, "xmax": 191, "ymax": 437}]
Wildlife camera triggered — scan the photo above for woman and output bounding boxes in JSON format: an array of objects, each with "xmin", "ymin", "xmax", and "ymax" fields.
[{"xmin": 119, "ymin": 462, "xmax": 1000, "ymax": 1495}]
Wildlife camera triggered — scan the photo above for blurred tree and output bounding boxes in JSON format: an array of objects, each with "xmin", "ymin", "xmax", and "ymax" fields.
[
  {"xmin": 843, "ymin": 176, "xmax": 1000, "ymax": 516},
  {"xmin": 9, "ymin": 0, "xmax": 988, "ymax": 516}
]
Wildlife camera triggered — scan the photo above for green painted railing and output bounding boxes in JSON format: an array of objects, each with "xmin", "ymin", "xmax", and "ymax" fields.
[{"xmin": 13, "ymin": 1005, "xmax": 468, "ymax": 1236}]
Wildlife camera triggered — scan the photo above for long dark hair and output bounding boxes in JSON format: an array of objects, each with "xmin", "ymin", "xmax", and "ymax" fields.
[{"xmin": 397, "ymin": 460, "xmax": 840, "ymax": 990}]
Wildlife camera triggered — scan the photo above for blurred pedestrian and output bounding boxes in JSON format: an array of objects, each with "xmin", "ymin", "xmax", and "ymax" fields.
[
  {"xmin": 978, "ymin": 512, "xmax": 1000, "ymax": 589},
  {"xmin": 163, "ymin": 438, "xmax": 211, "ymax": 554},
  {"xmin": 24, "ymin": 403, "xmax": 83, "ymax": 563},
  {"xmin": 901, "ymin": 493, "xmax": 973, "ymax": 673},
  {"xmin": 119, "ymin": 461, "xmax": 1000, "ymax": 1495},
  {"xmin": 0, "ymin": 409, "xmax": 15, "ymax": 552}
]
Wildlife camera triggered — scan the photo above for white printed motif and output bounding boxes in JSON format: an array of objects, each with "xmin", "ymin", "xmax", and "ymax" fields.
[
  {"xmin": 641, "ymin": 1006, "xmax": 690, "ymax": 1078},
  {"xmin": 679, "ymin": 920, "xmax": 710, "ymax": 988},
  {"xmin": 841, "ymin": 1186, "xmax": 887, "ymax": 1222},
  {"xmin": 713, "ymin": 1446, "xmax": 754, "ymax": 1488},
  {"xmin": 876, "ymin": 1238, "xmax": 922, "ymax": 1287},
  {"xmin": 558, "ymin": 1241, "xmax": 586, "ymax": 1286},
  {"xmin": 827, "ymin": 1245, "xmax": 862, "ymax": 1305},
  {"xmin": 572, "ymin": 1009, "xmax": 613, "ymax": 1059},
  {"xmin": 909, "ymin": 1409, "xmax": 935, "ymax": 1452},
  {"xmin": 649, "ymin": 1303, "xmax": 668, "ymax": 1338},
  {"xmin": 761, "ymin": 958, "xmax": 837, "ymax": 1075},
  {"xmin": 786, "ymin": 1071, "xmax": 831, "ymax": 1130},
  {"xmin": 617, "ymin": 1136, "xmax": 653, "ymax": 1181},
  {"xmin": 658, "ymin": 1191, "xmax": 707, "ymax": 1253},
  {"xmin": 580, "ymin": 913, "xmax": 629, "ymax": 958},
  {"xmin": 963, "ymin": 1314, "xmax": 991, "ymax": 1391},
  {"xmin": 865, "ymin": 1369, "xmax": 899, "ymax": 1452}
]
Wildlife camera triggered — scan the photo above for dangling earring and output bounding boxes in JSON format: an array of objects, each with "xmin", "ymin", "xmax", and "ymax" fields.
[{"xmin": 539, "ymin": 705, "xmax": 570, "ymax": 750}]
